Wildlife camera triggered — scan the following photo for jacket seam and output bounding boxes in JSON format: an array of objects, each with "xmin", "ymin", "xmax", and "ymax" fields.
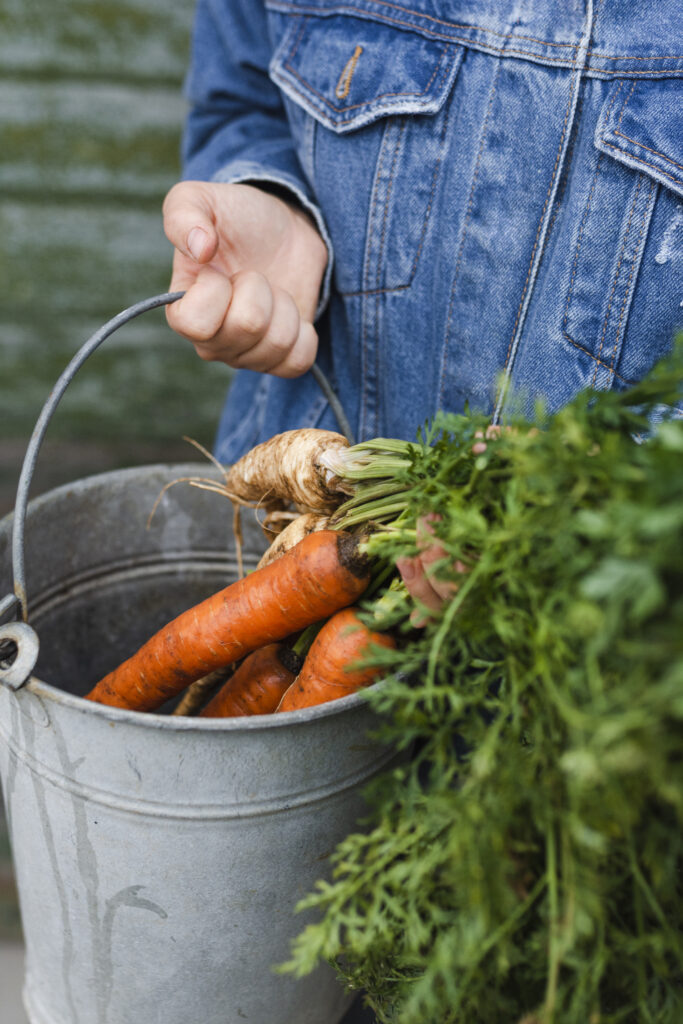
[
  {"xmin": 360, "ymin": 119, "xmax": 397, "ymax": 431},
  {"xmin": 438, "ymin": 58, "xmax": 502, "ymax": 410},
  {"xmin": 604, "ymin": 176, "xmax": 656, "ymax": 381},
  {"xmin": 599, "ymin": 138, "xmax": 683, "ymax": 187},
  {"xmin": 499, "ymin": 53, "xmax": 579, "ymax": 377},
  {"xmin": 561, "ymin": 81, "xmax": 624, "ymax": 340},
  {"xmin": 591, "ymin": 172, "xmax": 644, "ymax": 384},
  {"xmin": 269, "ymin": 2, "xmax": 683, "ymax": 66},
  {"xmin": 613, "ymin": 131, "xmax": 683, "ymax": 174},
  {"xmin": 271, "ymin": 0, "xmax": 577, "ymax": 48},
  {"xmin": 275, "ymin": 4, "xmax": 579, "ymax": 63},
  {"xmin": 562, "ymin": 151, "xmax": 606, "ymax": 342},
  {"xmin": 560, "ymin": 336, "xmax": 633, "ymax": 385}
]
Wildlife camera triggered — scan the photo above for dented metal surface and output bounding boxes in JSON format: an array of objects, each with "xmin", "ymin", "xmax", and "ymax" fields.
[{"xmin": 0, "ymin": 466, "xmax": 396, "ymax": 1024}]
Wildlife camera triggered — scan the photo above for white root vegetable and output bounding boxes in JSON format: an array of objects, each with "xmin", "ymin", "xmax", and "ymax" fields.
[
  {"xmin": 256, "ymin": 512, "xmax": 331, "ymax": 569},
  {"xmin": 225, "ymin": 429, "xmax": 351, "ymax": 512},
  {"xmin": 260, "ymin": 507, "xmax": 300, "ymax": 539}
]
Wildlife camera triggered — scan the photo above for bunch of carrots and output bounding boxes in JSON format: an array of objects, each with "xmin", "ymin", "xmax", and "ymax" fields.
[{"xmin": 85, "ymin": 429, "xmax": 410, "ymax": 717}]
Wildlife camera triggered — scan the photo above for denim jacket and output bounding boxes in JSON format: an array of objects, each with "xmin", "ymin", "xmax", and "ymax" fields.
[{"xmin": 182, "ymin": 0, "xmax": 683, "ymax": 460}]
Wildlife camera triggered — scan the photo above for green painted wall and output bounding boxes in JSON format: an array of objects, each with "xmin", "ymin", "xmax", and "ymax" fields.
[
  {"xmin": 0, "ymin": 0, "xmax": 231, "ymax": 517},
  {"xmin": 0, "ymin": 0, "xmax": 233, "ymax": 939}
]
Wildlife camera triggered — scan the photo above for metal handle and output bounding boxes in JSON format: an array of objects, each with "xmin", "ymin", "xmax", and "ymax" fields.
[
  {"xmin": 2, "ymin": 293, "xmax": 185, "ymax": 628},
  {"xmin": 0, "ymin": 291, "xmax": 353, "ymax": 690},
  {"xmin": 0, "ymin": 293, "xmax": 184, "ymax": 691}
]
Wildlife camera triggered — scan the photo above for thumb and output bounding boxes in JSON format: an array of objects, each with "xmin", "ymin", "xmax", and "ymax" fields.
[{"xmin": 162, "ymin": 182, "xmax": 219, "ymax": 264}]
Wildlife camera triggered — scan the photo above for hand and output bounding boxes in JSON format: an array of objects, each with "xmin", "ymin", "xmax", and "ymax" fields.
[
  {"xmin": 397, "ymin": 516, "xmax": 463, "ymax": 628},
  {"xmin": 163, "ymin": 181, "xmax": 329, "ymax": 377},
  {"xmin": 397, "ymin": 427, "xmax": 507, "ymax": 626}
]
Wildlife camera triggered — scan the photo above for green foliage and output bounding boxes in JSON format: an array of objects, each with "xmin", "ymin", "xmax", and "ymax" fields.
[{"xmin": 283, "ymin": 350, "xmax": 683, "ymax": 1023}]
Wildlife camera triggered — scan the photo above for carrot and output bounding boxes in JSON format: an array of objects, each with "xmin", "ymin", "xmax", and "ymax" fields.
[
  {"xmin": 277, "ymin": 607, "xmax": 396, "ymax": 713},
  {"xmin": 224, "ymin": 429, "xmax": 351, "ymax": 511},
  {"xmin": 199, "ymin": 644, "xmax": 301, "ymax": 717},
  {"xmin": 85, "ymin": 530, "xmax": 370, "ymax": 712}
]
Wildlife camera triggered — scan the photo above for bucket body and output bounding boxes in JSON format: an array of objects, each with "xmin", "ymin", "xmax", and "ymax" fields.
[{"xmin": 0, "ymin": 465, "xmax": 395, "ymax": 1024}]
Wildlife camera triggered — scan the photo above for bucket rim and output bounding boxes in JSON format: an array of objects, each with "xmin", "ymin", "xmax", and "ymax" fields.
[{"xmin": 14, "ymin": 673, "xmax": 389, "ymax": 731}]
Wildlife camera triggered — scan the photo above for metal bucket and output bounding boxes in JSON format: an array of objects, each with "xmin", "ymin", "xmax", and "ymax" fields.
[{"xmin": 0, "ymin": 297, "xmax": 394, "ymax": 1024}]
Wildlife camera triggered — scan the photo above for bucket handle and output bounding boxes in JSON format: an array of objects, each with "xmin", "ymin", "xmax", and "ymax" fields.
[{"xmin": 0, "ymin": 292, "xmax": 354, "ymax": 691}]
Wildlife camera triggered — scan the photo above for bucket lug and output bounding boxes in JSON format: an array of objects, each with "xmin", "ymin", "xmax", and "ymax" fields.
[{"xmin": 0, "ymin": 621, "xmax": 40, "ymax": 690}]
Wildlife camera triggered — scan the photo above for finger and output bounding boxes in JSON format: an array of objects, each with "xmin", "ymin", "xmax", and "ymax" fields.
[
  {"xmin": 166, "ymin": 266, "xmax": 233, "ymax": 348},
  {"xmin": 396, "ymin": 556, "xmax": 445, "ymax": 616},
  {"xmin": 168, "ymin": 247, "xmax": 202, "ymax": 296},
  {"xmin": 220, "ymin": 271, "xmax": 275, "ymax": 355},
  {"xmin": 270, "ymin": 320, "xmax": 318, "ymax": 378},
  {"xmin": 230, "ymin": 287, "xmax": 306, "ymax": 374},
  {"xmin": 162, "ymin": 181, "xmax": 219, "ymax": 264},
  {"xmin": 418, "ymin": 544, "xmax": 460, "ymax": 603}
]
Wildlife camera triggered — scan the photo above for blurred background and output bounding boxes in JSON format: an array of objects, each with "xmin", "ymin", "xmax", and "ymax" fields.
[{"xmin": 0, "ymin": 0, "xmax": 231, "ymax": 949}]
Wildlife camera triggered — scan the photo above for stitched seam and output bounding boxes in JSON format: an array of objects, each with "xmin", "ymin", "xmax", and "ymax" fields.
[
  {"xmin": 561, "ymin": 81, "xmax": 624, "ymax": 337},
  {"xmin": 546, "ymin": 82, "xmax": 586, "ymax": 239},
  {"xmin": 341, "ymin": 282, "xmax": 408, "ymax": 296},
  {"xmin": 438, "ymin": 59, "xmax": 502, "ymax": 409},
  {"xmin": 274, "ymin": 3, "xmax": 683, "ymax": 66},
  {"xmin": 373, "ymin": 120, "xmax": 405, "ymax": 433},
  {"xmin": 500, "ymin": 58, "xmax": 578, "ymax": 376},
  {"xmin": 405, "ymin": 96, "xmax": 453, "ymax": 285},
  {"xmin": 288, "ymin": 14, "xmax": 310, "ymax": 62},
  {"xmin": 591, "ymin": 173, "xmax": 644, "ymax": 384},
  {"xmin": 599, "ymin": 138, "xmax": 683, "ymax": 187},
  {"xmin": 284, "ymin": 38, "xmax": 448, "ymax": 115},
  {"xmin": 606, "ymin": 177, "xmax": 656, "ymax": 377},
  {"xmin": 279, "ymin": 5, "xmax": 581, "ymax": 63},
  {"xmin": 613, "ymin": 131, "xmax": 683, "ymax": 174},
  {"xmin": 591, "ymin": 69, "xmax": 683, "ymax": 76},
  {"xmin": 561, "ymin": 151, "xmax": 604, "ymax": 337},
  {"xmin": 377, "ymin": 119, "xmax": 407, "ymax": 288},
  {"xmin": 360, "ymin": 121, "xmax": 392, "ymax": 430},
  {"xmin": 561, "ymin": 334, "xmax": 633, "ymax": 384},
  {"xmin": 273, "ymin": 0, "xmax": 579, "ymax": 47},
  {"xmin": 614, "ymin": 79, "xmax": 637, "ymax": 129},
  {"xmin": 588, "ymin": 51, "xmax": 683, "ymax": 61}
]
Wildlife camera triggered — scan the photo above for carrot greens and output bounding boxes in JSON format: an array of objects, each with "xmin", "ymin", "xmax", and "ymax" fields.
[{"xmin": 282, "ymin": 347, "xmax": 683, "ymax": 1024}]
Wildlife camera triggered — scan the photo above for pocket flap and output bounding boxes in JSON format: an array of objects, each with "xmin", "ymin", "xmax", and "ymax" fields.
[
  {"xmin": 269, "ymin": 13, "xmax": 463, "ymax": 133},
  {"xmin": 596, "ymin": 78, "xmax": 683, "ymax": 199}
]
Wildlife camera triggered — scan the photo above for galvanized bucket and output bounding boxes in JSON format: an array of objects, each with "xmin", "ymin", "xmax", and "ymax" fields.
[{"xmin": 0, "ymin": 297, "xmax": 394, "ymax": 1024}]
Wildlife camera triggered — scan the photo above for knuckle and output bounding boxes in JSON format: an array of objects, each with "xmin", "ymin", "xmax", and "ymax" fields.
[
  {"xmin": 230, "ymin": 287, "xmax": 271, "ymax": 338},
  {"xmin": 194, "ymin": 343, "xmax": 219, "ymax": 363}
]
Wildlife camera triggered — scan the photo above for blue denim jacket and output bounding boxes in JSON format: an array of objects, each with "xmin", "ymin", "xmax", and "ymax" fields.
[{"xmin": 182, "ymin": 0, "xmax": 683, "ymax": 460}]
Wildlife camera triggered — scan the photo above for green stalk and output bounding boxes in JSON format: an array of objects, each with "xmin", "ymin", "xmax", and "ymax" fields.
[
  {"xmin": 543, "ymin": 818, "xmax": 560, "ymax": 1024},
  {"xmin": 334, "ymin": 498, "xmax": 410, "ymax": 529}
]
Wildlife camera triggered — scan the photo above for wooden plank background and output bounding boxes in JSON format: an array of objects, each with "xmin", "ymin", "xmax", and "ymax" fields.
[
  {"xmin": 0, "ymin": 0, "xmax": 231, "ymax": 518},
  {"xmin": 0, "ymin": 0, "xmax": 233, "ymax": 939}
]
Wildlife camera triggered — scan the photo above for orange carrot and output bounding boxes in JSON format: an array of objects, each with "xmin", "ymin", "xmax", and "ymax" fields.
[
  {"xmin": 277, "ymin": 607, "xmax": 395, "ymax": 713},
  {"xmin": 85, "ymin": 531, "xmax": 370, "ymax": 712},
  {"xmin": 199, "ymin": 644, "xmax": 300, "ymax": 718}
]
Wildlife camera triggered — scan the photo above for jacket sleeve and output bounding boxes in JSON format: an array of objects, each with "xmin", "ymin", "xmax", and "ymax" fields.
[{"xmin": 181, "ymin": 0, "xmax": 333, "ymax": 310}]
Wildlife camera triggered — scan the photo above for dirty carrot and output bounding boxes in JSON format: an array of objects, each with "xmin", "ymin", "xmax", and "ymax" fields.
[
  {"xmin": 85, "ymin": 530, "xmax": 370, "ymax": 713},
  {"xmin": 199, "ymin": 644, "xmax": 301, "ymax": 718},
  {"xmin": 277, "ymin": 607, "xmax": 395, "ymax": 713}
]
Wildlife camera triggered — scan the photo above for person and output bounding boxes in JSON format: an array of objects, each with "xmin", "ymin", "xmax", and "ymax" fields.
[{"xmin": 163, "ymin": 0, "xmax": 683, "ymax": 614}]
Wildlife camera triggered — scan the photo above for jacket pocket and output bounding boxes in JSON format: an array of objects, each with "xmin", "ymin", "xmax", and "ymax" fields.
[
  {"xmin": 267, "ymin": 9, "xmax": 463, "ymax": 293},
  {"xmin": 562, "ymin": 77, "xmax": 683, "ymax": 390}
]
